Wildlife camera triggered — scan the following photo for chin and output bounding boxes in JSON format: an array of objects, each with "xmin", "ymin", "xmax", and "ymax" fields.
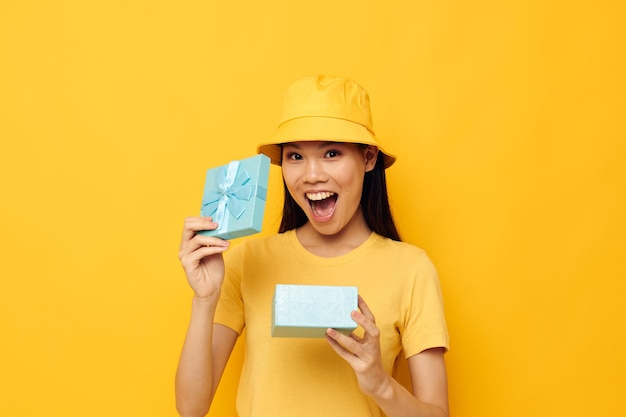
[{"xmin": 308, "ymin": 220, "xmax": 345, "ymax": 236}]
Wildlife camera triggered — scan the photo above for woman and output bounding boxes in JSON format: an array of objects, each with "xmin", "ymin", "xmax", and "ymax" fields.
[{"xmin": 176, "ymin": 75, "xmax": 450, "ymax": 417}]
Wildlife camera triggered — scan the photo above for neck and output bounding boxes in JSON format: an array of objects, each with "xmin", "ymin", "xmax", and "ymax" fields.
[{"xmin": 295, "ymin": 212, "xmax": 372, "ymax": 258}]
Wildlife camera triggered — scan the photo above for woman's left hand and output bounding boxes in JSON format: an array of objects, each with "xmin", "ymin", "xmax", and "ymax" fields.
[{"xmin": 325, "ymin": 295, "xmax": 390, "ymax": 398}]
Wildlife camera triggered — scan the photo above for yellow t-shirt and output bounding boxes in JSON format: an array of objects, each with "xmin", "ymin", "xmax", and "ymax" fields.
[{"xmin": 215, "ymin": 230, "xmax": 449, "ymax": 417}]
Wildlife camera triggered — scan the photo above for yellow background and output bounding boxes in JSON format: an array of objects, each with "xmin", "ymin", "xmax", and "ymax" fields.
[{"xmin": 1, "ymin": 1, "xmax": 624, "ymax": 416}]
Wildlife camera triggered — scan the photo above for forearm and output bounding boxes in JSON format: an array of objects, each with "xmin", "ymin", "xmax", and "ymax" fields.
[
  {"xmin": 175, "ymin": 295, "xmax": 220, "ymax": 417},
  {"xmin": 371, "ymin": 375, "xmax": 449, "ymax": 417}
]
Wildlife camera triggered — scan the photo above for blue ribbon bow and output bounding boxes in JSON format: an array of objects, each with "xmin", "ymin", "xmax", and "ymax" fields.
[{"xmin": 201, "ymin": 161, "xmax": 258, "ymax": 232}]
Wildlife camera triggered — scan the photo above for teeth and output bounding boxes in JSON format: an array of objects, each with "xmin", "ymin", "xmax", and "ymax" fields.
[{"xmin": 306, "ymin": 191, "xmax": 335, "ymax": 201}]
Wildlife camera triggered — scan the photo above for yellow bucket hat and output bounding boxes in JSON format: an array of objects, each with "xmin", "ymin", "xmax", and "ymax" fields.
[{"xmin": 257, "ymin": 75, "xmax": 396, "ymax": 168}]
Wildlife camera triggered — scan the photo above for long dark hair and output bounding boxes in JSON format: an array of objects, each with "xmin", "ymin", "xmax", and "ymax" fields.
[{"xmin": 278, "ymin": 152, "xmax": 401, "ymax": 241}]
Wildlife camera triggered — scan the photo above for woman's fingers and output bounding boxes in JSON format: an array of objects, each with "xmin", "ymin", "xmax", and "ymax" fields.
[
  {"xmin": 181, "ymin": 242, "xmax": 228, "ymax": 264},
  {"xmin": 325, "ymin": 296, "xmax": 383, "ymax": 363},
  {"xmin": 177, "ymin": 216, "xmax": 229, "ymax": 299},
  {"xmin": 357, "ymin": 295, "xmax": 375, "ymax": 323},
  {"xmin": 179, "ymin": 216, "xmax": 219, "ymax": 249},
  {"xmin": 326, "ymin": 298, "xmax": 388, "ymax": 396},
  {"xmin": 325, "ymin": 330, "xmax": 359, "ymax": 360},
  {"xmin": 351, "ymin": 297, "xmax": 380, "ymax": 341},
  {"xmin": 179, "ymin": 235, "xmax": 230, "ymax": 269},
  {"xmin": 179, "ymin": 217, "xmax": 226, "ymax": 255},
  {"xmin": 326, "ymin": 326, "xmax": 370, "ymax": 360}
]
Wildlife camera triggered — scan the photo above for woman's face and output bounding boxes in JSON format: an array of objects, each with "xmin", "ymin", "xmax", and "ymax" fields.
[{"xmin": 281, "ymin": 141, "xmax": 378, "ymax": 236}]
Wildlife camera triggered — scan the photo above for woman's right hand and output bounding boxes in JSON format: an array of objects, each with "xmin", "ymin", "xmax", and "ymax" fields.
[{"xmin": 178, "ymin": 216, "xmax": 230, "ymax": 299}]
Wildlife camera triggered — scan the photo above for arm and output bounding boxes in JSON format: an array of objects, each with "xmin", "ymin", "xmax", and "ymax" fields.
[
  {"xmin": 175, "ymin": 303, "xmax": 239, "ymax": 417},
  {"xmin": 174, "ymin": 217, "xmax": 239, "ymax": 417},
  {"xmin": 368, "ymin": 348, "xmax": 448, "ymax": 417},
  {"xmin": 326, "ymin": 296, "xmax": 449, "ymax": 417}
]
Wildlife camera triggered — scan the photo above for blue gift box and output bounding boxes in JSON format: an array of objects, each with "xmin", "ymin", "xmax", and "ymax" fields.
[
  {"xmin": 199, "ymin": 154, "xmax": 270, "ymax": 240},
  {"xmin": 272, "ymin": 284, "xmax": 358, "ymax": 338}
]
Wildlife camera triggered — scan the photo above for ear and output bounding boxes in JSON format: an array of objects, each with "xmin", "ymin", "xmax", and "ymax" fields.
[{"xmin": 363, "ymin": 145, "xmax": 379, "ymax": 172}]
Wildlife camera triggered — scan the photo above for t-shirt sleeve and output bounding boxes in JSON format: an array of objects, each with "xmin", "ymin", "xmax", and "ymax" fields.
[
  {"xmin": 401, "ymin": 251, "xmax": 449, "ymax": 358},
  {"xmin": 214, "ymin": 244, "xmax": 246, "ymax": 334}
]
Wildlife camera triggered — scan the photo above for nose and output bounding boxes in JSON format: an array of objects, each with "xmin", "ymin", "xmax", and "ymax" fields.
[{"xmin": 302, "ymin": 158, "xmax": 327, "ymax": 183}]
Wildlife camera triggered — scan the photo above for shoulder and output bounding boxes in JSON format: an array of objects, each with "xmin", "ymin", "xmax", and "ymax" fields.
[
  {"xmin": 370, "ymin": 233, "xmax": 429, "ymax": 257},
  {"xmin": 369, "ymin": 234, "xmax": 438, "ymax": 274}
]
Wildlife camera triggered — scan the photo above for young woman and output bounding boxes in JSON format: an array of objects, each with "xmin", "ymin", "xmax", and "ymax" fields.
[{"xmin": 176, "ymin": 75, "xmax": 450, "ymax": 417}]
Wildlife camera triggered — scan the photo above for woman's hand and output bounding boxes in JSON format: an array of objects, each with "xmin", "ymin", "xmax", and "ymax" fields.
[
  {"xmin": 325, "ymin": 296, "xmax": 390, "ymax": 398},
  {"xmin": 178, "ymin": 216, "xmax": 230, "ymax": 299}
]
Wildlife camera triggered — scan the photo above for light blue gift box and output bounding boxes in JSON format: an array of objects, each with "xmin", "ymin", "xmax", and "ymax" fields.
[
  {"xmin": 272, "ymin": 284, "xmax": 358, "ymax": 338},
  {"xmin": 199, "ymin": 154, "xmax": 270, "ymax": 240}
]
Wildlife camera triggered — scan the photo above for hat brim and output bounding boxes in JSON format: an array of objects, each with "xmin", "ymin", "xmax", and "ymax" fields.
[{"xmin": 257, "ymin": 116, "xmax": 396, "ymax": 168}]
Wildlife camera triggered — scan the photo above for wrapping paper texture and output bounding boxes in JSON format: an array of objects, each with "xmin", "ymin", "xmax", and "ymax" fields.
[{"xmin": 272, "ymin": 284, "xmax": 358, "ymax": 338}]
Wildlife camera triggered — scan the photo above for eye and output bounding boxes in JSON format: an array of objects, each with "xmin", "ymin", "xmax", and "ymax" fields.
[
  {"xmin": 285, "ymin": 152, "xmax": 302, "ymax": 160},
  {"xmin": 324, "ymin": 149, "xmax": 340, "ymax": 158}
]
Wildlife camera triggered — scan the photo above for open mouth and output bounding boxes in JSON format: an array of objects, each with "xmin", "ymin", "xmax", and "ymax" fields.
[{"xmin": 306, "ymin": 191, "xmax": 337, "ymax": 218}]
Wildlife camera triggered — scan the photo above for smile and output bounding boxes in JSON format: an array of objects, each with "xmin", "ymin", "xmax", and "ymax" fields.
[
  {"xmin": 306, "ymin": 191, "xmax": 337, "ymax": 219},
  {"xmin": 306, "ymin": 191, "xmax": 335, "ymax": 201}
]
